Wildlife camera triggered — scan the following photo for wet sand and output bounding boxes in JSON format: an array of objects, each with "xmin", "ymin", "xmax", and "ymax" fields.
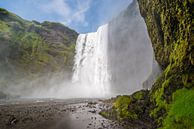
[{"xmin": 0, "ymin": 99, "xmax": 127, "ymax": 129}]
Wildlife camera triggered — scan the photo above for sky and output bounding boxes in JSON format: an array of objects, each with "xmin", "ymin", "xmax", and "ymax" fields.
[{"xmin": 0, "ymin": 0, "xmax": 132, "ymax": 33}]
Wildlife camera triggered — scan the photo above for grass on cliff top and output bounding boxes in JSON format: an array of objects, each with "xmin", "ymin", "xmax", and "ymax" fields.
[{"xmin": 161, "ymin": 88, "xmax": 194, "ymax": 129}]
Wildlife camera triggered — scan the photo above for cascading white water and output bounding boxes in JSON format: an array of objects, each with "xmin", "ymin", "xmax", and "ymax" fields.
[
  {"xmin": 72, "ymin": 24, "xmax": 110, "ymax": 97},
  {"xmin": 72, "ymin": 0, "xmax": 161, "ymax": 97}
]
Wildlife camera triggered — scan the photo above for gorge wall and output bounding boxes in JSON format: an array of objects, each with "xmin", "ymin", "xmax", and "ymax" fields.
[
  {"xmin": 0, "ymin": 8, "xmax": 78, "ymax": 98},
  {"xmin": 137, "ymin": 0, "xmax": 194, "ymax": 128}
]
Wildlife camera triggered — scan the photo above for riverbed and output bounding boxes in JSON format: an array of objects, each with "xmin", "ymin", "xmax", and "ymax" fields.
[{"xmin": 0, "ymin": 98, "xmax": 127, "ymax": 129}]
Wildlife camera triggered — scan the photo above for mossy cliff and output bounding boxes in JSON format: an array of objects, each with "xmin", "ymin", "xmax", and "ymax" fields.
[
  {"xmin": 100, "ymin": 0, "xmax": 194, "ymax": 128},
  {"xmin": 0, "ymin": 8, "xmax": 78, "ymax": 97},
  {"xmin": 100, "ymin": 90, "xmax": 154, "ymax": 128},
  {"xmin": 138, "ymin": 0, "xmax": 194, "ymax": 128}
]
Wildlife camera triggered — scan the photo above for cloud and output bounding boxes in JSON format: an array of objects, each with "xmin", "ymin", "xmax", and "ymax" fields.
[{"xmin": 41, "ymin": 0, "xmax": 91, "ymax": 26}]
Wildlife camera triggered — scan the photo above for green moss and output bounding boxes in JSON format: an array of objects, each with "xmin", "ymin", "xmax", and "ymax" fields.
[
  {"xmin": 113, "ymin": 96, "xmax": 138, "ymax": 120},
  {"xmin": 137, "ymin": 0, "xmax": 194, "ymax": 128},
  {"xmin": 132, "ymin": 91, "xmax": 144, "ymax": 100},
  {"xmin": 0, "ymin": 21, "xmax": 10, "ymax": 32},
  {"xmin": 150, "ymin": 77, "xmax": 171, "ymax": 118},
  {"xmin": 161, "ymin": 88, "xmax": 194, "ymax": 129},
  {"xmin": 99, "ymin": 111, "xmax": 111, "ymax": 118},
  {"xmin": 189, "ymin": 0, "xmax": 194, "ymax": 3}
]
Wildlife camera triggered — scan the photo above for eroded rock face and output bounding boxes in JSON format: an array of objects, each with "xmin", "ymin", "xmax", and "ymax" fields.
[
  {"xmin": 137, "ymin": 0, "xmax": 194, "ymax": 69},
  {"xmin": 137, "ymin": 0, "xmax": 194, "ymax": 128}
]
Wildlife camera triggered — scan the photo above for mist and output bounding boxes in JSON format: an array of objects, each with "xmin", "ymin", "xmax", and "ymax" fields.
[
  {"xmin": 107, "ymin": 0, "xmax": 161, "ymax": 95},
  {"xmin": 0, "ymin": 0, "xmax": 161, "ymax": 99}
]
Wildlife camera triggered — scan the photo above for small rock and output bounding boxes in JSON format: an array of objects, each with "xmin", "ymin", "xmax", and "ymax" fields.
[
  {"xmin": 8, "ymin": 116, "xmax": 18, "ymax": 125},
  {"xmin": 89, "ymin": 110, "xmax": 96, "ymax": 113}
]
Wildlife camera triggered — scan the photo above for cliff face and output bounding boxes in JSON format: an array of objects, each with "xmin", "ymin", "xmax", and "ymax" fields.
[
  {"xmin": 0, "ymin": 8, "xmax": 78, "ymax": 98},
  {"xmin": 137, "ymin": 0, "xmax": 194, "ymax": 128},
  {"xmin": 100, "ymin": 1, "xmax": 194, "ymax": 128},
  {"xmin": 138, "ymin": 0, "xmax": 194, "ymax": 69}
]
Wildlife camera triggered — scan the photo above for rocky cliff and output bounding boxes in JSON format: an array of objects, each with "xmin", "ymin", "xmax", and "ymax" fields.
[
  {"xmin": 0, "ymin": 8, "xmax": 78, "ymax": 98},
  {"xmin": 138, "ymin": 0, "xmax": 194, "ymax": 128},
  {"xmin": 100, "ymin": 0, "xmax": 194, "ymax": 128}
]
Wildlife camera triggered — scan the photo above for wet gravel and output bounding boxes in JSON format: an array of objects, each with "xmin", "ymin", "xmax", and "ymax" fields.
[{"xmin": 0, "ymin": 99, "xmax": 129, "ymax": 129}]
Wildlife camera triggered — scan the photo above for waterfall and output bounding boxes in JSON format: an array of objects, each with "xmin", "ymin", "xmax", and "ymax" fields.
[
  {"xmin": 107, "ymin": 0, "xmax": 158, "ymax": 94},
  {"xmin": 72, "ymin": 24, "xmax": 110, "ymax": 97},
  {"xmin": 72, "ymin": 0, "xmax": 161, "ymax": 97}
]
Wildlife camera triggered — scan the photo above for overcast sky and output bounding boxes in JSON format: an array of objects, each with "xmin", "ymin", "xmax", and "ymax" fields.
[{"xmin": 0, "ymin": 0, "xmax": 132, "ymax": 33}]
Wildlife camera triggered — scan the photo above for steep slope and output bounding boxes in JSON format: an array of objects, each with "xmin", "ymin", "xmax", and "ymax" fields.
[
  {"xmin": 137, "ymin": 0, "xmax": 194, "ymax": 128},
  {"xmin": 100, "ymin": 0, "xmax": 194, "ymax": 128},
  {"xmin": 0, "ymin": 8, "xmax": 78, "ymax": 98}
]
